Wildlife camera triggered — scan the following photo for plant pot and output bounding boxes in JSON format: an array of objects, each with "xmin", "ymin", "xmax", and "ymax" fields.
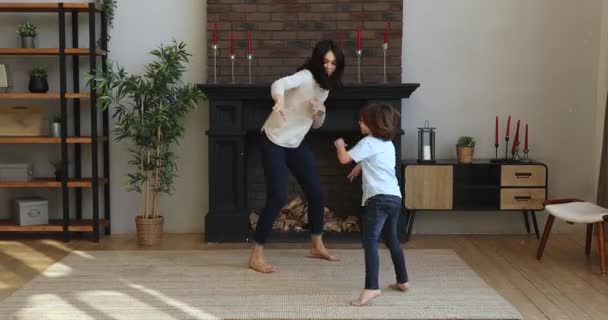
[
  {"xmin": 457, "ymin": 147, "xmax": 474, "ymax": 164},
  {"xmin": 50, "ymin": 122, "xmax": 61, "ymax": 137},
  {"xmin": 28, "ymin": 76, "xmax": 48, "ymax": 93},
  {"xmin": 21, "ymin": 36, "xmax": 35, "ymax": 48},
  {"xmin": 135, "ymin": 215, "xmax": 164, "ymax": 245},
  {"xmin": 54, "ymin": 170, "xmax": 61, "ymax": 181}
]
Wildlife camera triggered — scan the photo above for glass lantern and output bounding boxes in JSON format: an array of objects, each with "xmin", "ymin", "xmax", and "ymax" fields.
[{"xmin": 417, "ymin": 120, "xmax": 436, "ymax": 163}]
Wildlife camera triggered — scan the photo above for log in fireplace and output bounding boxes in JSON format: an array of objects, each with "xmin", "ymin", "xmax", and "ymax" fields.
[{"xmin": 198, "ymin": 84, "xmax": 419, "ymax": 242}]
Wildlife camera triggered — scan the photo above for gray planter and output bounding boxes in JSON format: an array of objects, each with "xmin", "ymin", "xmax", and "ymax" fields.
[
  {"xmin": 50, "ymin": 123, "xmax": 61, "ymax": 138},
  {"xmin": 21, "ymin": 36, "xmax": 35, "ymax": 48}
]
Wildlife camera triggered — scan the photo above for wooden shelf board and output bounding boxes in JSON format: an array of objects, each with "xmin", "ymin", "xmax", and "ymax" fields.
[
  {"xmin": 0, "ymin": 136, "xmax": 108, "ymax": 144},
  {"xmin": 0, "ymin": 93, "xmax": 90, "ymax": 99},
  {"xmin": 0, "ymin": 178, "xmax": 109, "ymax": 188},
  {"xmin": 0, "ymin": 48, "xmax": 106, "ymax": 56},
  {"xmin": 0, "ymin": 219, "xmax": 108, "ymax": 232},
  {"xmin": 0, "ymin": 3, "xmax": 103, "ymax": 12}
]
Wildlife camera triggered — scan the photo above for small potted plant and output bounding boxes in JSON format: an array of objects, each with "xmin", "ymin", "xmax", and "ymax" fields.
[
  {"xmin": 49, "ymin": 161, "xmax": 62, "ymax": 181},
  {"xmin": 17, "ymin": 22, "xmax": 38, "ymax": 48},
  {"xmin": 28, "ymin": 67, "xmax": 48, "ymax": 93},
  {"xmin": 49, "ymin": 114, "xmax": 61, "ymax": 137},
  {"xmin": 456, "ymin": 136, "xmax": 476, "ymax": 164}
]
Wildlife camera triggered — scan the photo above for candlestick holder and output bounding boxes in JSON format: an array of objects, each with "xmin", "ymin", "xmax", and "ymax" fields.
[
  {"xmin": 230, "ymin": 54, "xmax": 235, "ymax": 84},
  {"xmin": 247, "ymin": 53, "xmax": 253, "ymax": 84},
  {"xmin": 356, "ymin": 49, "xmax": 362, "ymax": 84},
  {"xmin": 522, "ymin": 148, "xmax": 530, "ymax": 162},
  {"xmin": 504, "ymin": 136, "xmax": 510, "ymax": 161},
  {"xmin": 212, "ymin": 44, "xmax": 218, "ymax": 84},
  {"xmin": 494, "ymin": 143, "xmax": 499, "ymax": 161},
  {"xmin": 512, "ymin": 141, "xmax": 521, "ymax": 161},
  {"xmin": 382, "ymin": 42, "xmax": 388, "ymax": 83}
]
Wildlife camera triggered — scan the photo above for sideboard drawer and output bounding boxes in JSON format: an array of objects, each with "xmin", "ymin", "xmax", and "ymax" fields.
[
  {"xmin": 500, "ymin": 188, "xmax": 546, "ymax": 210},
  {"xmin": 501, "ymin": 165, "xmax": 546, "ymax": 187}
]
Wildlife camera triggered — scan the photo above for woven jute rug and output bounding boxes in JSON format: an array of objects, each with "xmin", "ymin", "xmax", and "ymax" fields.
[{"xmin": 0, "ymin": 249, "xmax": 521, "ymax": 320}]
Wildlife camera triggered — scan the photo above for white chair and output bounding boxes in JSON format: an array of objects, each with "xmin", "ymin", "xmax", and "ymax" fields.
[{"xmin": 536, "ymin": 198, "xmax": 608, "ymax": 276}]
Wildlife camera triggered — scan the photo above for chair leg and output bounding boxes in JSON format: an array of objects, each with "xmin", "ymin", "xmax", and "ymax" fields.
[
  {"xmin": 531, "ymin": 211, "xmax": 540, "ymax": 240},
  {"xmin": 536, "ymin": 215, "xmax": 555, "ymax": 259},
  {"xmin": 585, "ymin": 224, "xmax": 593, "ymax": 256},
  {"xmin": 597, "ymin": 222, "xmax": 606, "ymax": 276},
  {"xmin": 523, "ymin": 211, "xmax": 531, "ymax": 234}
]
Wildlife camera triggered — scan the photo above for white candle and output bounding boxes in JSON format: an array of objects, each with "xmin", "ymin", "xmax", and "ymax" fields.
[{"xmin": 423, "ymin": 145, "xmax": 431, "ymax": 160}]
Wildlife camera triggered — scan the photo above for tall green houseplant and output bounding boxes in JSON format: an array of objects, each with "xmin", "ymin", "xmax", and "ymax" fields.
[{"xmin": 89, "ymin": 40, "xmax": 204, "ymax": 225}]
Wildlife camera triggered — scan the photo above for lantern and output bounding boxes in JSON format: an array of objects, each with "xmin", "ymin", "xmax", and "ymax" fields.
[{"xmin": 417, "ymin": 121, "xmax": 436, "ymax": 163}]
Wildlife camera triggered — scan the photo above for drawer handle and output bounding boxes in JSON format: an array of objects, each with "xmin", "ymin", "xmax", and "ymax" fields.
[
  {"xmin": 515, "ymin": 172, "xmax": 532, "ymax": 178},
  {"xmin": 514, "ymin": 196, "xmax": 532, "ymax": 201}
]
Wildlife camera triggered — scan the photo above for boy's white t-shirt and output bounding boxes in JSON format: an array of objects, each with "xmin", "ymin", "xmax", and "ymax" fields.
[{"xmin": 348, "ymin": 136, "xmax": 402, "ymax": 206}]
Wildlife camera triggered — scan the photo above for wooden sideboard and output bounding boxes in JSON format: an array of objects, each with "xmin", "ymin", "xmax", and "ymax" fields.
[{"xmin": 402, "ymin": 160, "xmax": 548, "ymax": 241}]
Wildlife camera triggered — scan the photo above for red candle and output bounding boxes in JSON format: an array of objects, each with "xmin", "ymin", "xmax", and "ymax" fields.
[
  {"xmin": 339, "ymin": 31, "xmax": 344, "ymax": 49},
  {"xmin": 247, "ymin": 31, "xmax": 252, "ymax": 55},
  {"xmin": 512, "ymin": 120, "xmax": 520, "ymax": 153},
  {"xmin": 525, "ymin": 123, "xmax": 528, "ymax": 150},
  {"xmin": 230, "ymin": 32, "xmax": 235, "ymax": 56},
  {"xmin": 357, "ymin": 24, "xmax": 361, "ymax": 50},
  {"xmin": 505, "ymin": 115, "xmax": 511, "ymax": 138},
  {"xmin": 384, "ymin": 21, "xmax": 390, "ymax": 44},
  {"xmin": 213, "ymin": 23, "xmax": 217, "ymax": 45},
  {"xmin": 495, "ymin": 116, "xmax": 498, "ymax": 145}
]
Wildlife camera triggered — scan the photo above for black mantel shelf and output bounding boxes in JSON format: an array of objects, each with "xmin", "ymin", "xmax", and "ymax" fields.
[{"xmin": 197, "ymin": 83, "xmax": 420, "ymax": 100}]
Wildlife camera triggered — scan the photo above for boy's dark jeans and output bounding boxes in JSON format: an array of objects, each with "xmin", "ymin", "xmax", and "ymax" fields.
[
  {"xmin": 362, "ymin": 194, "xmax": 408, "ymax": 289},
  {"xmin": 253, "ymin": 134, "xmax": 324, "ymax": 245}
]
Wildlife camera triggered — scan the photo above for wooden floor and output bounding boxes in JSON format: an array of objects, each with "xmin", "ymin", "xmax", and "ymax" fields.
[{"xmin": 1, "ymin": 233, "xmax": 608, "ymax": 319}]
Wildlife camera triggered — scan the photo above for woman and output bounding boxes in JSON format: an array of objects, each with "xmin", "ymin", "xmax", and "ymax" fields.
[{"xmin": 249, "ymin": 40, "xmax": 346, "ymax": 273}]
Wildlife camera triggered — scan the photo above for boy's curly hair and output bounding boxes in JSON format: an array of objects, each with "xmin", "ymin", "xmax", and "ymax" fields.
[{"xmin": 359, "ymin": 103, "xmax": 400, "ymax": 141}]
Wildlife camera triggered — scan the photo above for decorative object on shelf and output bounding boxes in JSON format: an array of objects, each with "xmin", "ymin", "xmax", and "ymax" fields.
[
  {"xmin": 456, "ymin": 136, "xmax": 475, "ymax": 164},
  {"xmin": 12, "ymin": 197, "xmax": 48, "ymax": 226},
  {"xmin": 247, "ymin": 31, "xmax": 253, "ymax": 84},
  {"xmin": 16, "ymin": 22, "xmax": 38, "ymax": 48},
  {"xmin": 230, "ymin": 31, "xmax": 235, "ymax": 84},
  {"xmin": 511, "ymin": 119, "xmax": 521, "ymax": 160},
  {"xmin": 27, "ymin": 67, "xmax": 48, "ymax": 93},
  {"xmin": 49, "ymin": 160, "xmax": 62, "ymax": 181},
  {"xmin": 382, "ymin": 21, "xmax": 390, "ymax": 83},
  {"xmin": 0, "ymin": 163, "xmax": 34, "ymax": 182},
  {"xmin": 0, "ymin": 64, "xmax": 8, "ymax": 93},
  {"xmin": 95, "ymin": 0, "xmax": 117, "ymax": 50},
  {"xmin": 504, "ymin": 115, "xmax": 511, "ymax": 161},
  {"xmin": 417, "ymin": 120, "xmax": 436, "ymax": 163},
  {"xmin": 48, "ymin": 114, "xmax": 61, "ymax": 137},
  {"xmin": 212, "ymin": 23, "xmax": 218, "ymax": 84},
  {"xmin": 356, "ymin": 24, "xmax": 362, "ymax": 83},
  {"xmin": 522, "ymin": 123, "xmax": 530, "ymax": 162},
  {"xmin": 494, "ymin": 115, "xmax": 499, "ymax": 160},
  {"xmin": 90, "ymin": 40, "xmax": 205, "ymax": 245},
  {"xmin": 0, "ymin": 105, "xmax": 43, "ymax": 136}
]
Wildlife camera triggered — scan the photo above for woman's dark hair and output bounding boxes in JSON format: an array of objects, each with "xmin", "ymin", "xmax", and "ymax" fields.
[
  {"xmin": 298, "ymin": 39, "xmax": 345, "ymax": 90},
  {"xmin": 359, "ymin": 103, "xmax": 401, "ymax": 141}
]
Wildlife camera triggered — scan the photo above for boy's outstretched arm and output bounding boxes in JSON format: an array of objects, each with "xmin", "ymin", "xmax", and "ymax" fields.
[{"xmin": 334, "ymin": 138, "xmax": 353, "ymax": 164}]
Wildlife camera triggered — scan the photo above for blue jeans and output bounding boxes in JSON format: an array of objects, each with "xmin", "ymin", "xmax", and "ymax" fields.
[
  {"xmin": 253, "ymin": 133, "xmax": 324, "ymax": 245},
  {"xmin": 361, "ymin": 194, "xmax": 408, "ymax": 289}
]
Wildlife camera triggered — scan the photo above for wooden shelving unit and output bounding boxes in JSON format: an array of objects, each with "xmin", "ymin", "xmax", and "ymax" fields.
[{"xmin": 0, "ymin": 2, "xmax": 110, "ymax": 242}]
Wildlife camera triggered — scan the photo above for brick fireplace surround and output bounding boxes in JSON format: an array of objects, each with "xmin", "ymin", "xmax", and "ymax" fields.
[{"xmin": 200, "ymin": 0, "xmax": 420, "ymax": 242}]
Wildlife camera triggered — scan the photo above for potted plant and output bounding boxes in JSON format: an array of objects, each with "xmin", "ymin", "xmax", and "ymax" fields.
[
  {"xmin": 28, "ymin": 67, "xmax": 48, "ymax": 93},
  {"xmin": 50, "ymin": 160, "xmax": 62, "ymax": 181},
  {"xmin": 456, "ymin": 136, "xmax": 476, "ymax": 163},
  {"xmin": 17, "ymin": 22, "xmax": 38, "ymax": 48},
  {"xmin": 88, "ymin": 40, "xmax": 204, "ymax": 245},
  {"xmin": 49, "ymin": 114, "xmax": 61, "ymax": 137}
]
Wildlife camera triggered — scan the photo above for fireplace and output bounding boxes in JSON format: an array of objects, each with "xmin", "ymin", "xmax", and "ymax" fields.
[{"xmin": 198, "ymin": 84, "xmax": 419, "ymax": 242}]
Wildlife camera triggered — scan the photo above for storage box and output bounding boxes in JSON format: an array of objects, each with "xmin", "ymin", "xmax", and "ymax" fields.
[
  {"xmin": 0, "ymin": 163, "xmax": 34, "ymax": 181},
  {"xmin": 0, "ymin": 105, "xmax": 44, "ymax": 136},
  {"xmin": 12, "ymin": 197, "xmax": 48, "ymax": 226}
]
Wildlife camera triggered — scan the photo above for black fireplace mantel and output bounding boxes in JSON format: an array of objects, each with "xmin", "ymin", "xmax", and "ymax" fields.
[
  {"xmin": 198, "ymin": 83, "xmax": 420, "ymax": 100},
  {"xmin": 199, "ymin": 82, "xmax": 420, "ymax": 242}
]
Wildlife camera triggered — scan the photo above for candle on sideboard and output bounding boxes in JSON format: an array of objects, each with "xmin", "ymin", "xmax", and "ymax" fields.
[
  {"xmin": 230, "ymin": 32, "xmax": 235, "ymax": 56},
  {"xmin": 357, "ymin": 24, "xmax": 361, "ymax": 50},
  {"xmin": 525, "ymin": 123, "xmax": 528, "ymax": 150},
  {"xmin": 384, "ymin": 21, "xmax": 390, "ymax": 44},
  {"xmin": 506, "ymin": 115, "xmax": 511, "ymax": 138},
  {"xmin": 495, "ymin": 116, "xmax": 498, "ymax": 145},
  {"xmin": 213, "ymin": 23, "xmax": 218, "ymax": 45},
  {"xmin": 247, "ymin": 31, "xmax": 252, "ymax": 55}
]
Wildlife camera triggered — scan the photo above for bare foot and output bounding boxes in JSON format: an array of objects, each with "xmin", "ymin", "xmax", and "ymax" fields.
[
  {"xmin": 248, "ymin": 245, "xmax": 277, "ymax": 273},
  {"xmin": 389, "ymin": 282, "xmax": 409, "ymax": 291},
  {"xmin": 309, "ymin": 246, "xmax": 340, "ymax": 261},
  {"xmin": 350, "ymin": 289, "xmax": 381, "ymax": 307}
]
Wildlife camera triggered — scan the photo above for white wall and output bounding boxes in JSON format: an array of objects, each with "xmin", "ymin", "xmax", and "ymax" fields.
[{"xmin": 402, "ymin": 0, "xmax": 606, "ymax": 233}]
